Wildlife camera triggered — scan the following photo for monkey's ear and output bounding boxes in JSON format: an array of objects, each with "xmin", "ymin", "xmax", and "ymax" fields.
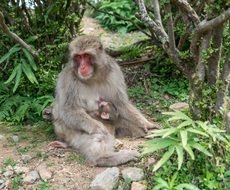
[{"xmin": 101, "ymin": 112, "xmax": 110, "ymax": 120}]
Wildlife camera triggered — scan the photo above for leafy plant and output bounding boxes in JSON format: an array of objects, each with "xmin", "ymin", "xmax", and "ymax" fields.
[
  {"xmin": 1, "ymin": 44, "xmax": 38, "ymax": 93},
  {"xmin": 94, "ymin": 0, "xmax": 142, "ymax": 33},
  {"xmin": 153, "ymin": 172, "xmax": 199, "ymax": 190},
  {"xmin": 0, "ymin": 94, "xmax": 53, "ymax": 123},
  {"xmin": 142, "ymin": 111, "xmax": 228, "ymax": 171}
]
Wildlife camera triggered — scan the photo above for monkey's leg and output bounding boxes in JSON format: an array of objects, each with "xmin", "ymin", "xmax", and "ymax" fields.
[
  {"xmin": 70, "ymin": 133, "xmax": 139, "ymax": 166},
  {"xmin": 95, "ymin": 149, "xmax": 139, "ymax": 167}
]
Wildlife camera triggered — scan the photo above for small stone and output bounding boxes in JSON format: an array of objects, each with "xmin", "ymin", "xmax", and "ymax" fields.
[
  {"xmin": 169, "ymin": 102, "xmax": 189, "ymax": 111},
  {"xmin": 3, "ymin": 170, "xmax": 14, "ymax": 177},
  {"xmin": 121, "ymin": 167, "xmax": 144, "ymax": 182},
  {"xmin": 90, "ymin": 167, "xmax": 119, "ymax": 190},
  {"xmin": 21, "ymin": 155, "xmax": 32, "ymax": 163},
  {"xmin": 147, "ymin": 157, "xmax": 156, "ymax": 166},
  {"xmin": 0, "ymin": 179, "xmax": 5, "ymax": 189},
  {"xmin": 131, "ymin": 182, "xmax": 147, "ymax": 190},
  {"xmin": 115, "ymin": 139, "xmax": 124, "ymax": 149},
  {"xmin": 37, "ymin": 163, "xmax": 52, "ymax": 181},
  {"xmin": 12, "ymin": 135, "xmax": 19, "ymax": 143},
  {"xmin": 14, "ymin": 166, "xmax": 29, "ymax": 174},
  {"xmin": 23, "ymin": 171, "xmax": 40, "ymax": 184},
  {"xmin": 0, "ymin": 134, "xmax": 6, "ymax": 141}
]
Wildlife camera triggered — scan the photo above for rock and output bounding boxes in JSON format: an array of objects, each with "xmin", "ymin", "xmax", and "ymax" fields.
[
  {"xmin": 12, "ymin": 135, "xmax": 19, "ymax": 143},
  {"xmin": 21, "ymin": 155, "xmax": 32, "ymax": 163},
  {"xmin": 3, "ymin": 166, "xmax": 14, "ymax": 177},
  {"xmin": 147, "ymin": 157, "xmax": 156, "ymax": 166},
  {"xmin": 23, "ymin": 171, "xmax": 40, "ymax": 184},
  {"xmin": 14, "ymin": 166, "xmax": 29, "ymax": 174},
  {"xmin": 37, "ymin": 163, "xmax": 52, "ymax": 181},
  {"xmin": 131, "ymin": 182, "xmax": 147, "ymax": 190},
  {"xmin": 0, "ymin": 134, "xmax": 6, "ymax": 141},
  {"xmin": 169, "ymin": 102, "xmax": 189, "ymax": 111},
  {"xmin": 90, "ymin": 167, "xmax": 119, "ymax": 190},
  {"xmin": 121, "ymin": 167, "xmax": 144, "ymax": 182},
  {"xmin": 0, "ymin": 179, "xmax": 5, "ymax": 189},
  {"xmin": 3, "ymin": 170, "xmax": 14, "ymax": 177}
]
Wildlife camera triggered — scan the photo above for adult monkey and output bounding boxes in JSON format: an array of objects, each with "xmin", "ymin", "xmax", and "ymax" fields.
[{"xmin": 51, "ymin": 35, "xmax": 154, "ymax": 166}]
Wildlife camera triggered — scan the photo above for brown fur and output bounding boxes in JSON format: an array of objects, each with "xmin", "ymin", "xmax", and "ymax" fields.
[{"xmin": 52, "ymin": 35, "xmax": 154, "ymax": 166}]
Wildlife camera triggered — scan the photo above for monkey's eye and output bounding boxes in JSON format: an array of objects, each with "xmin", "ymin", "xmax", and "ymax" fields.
[{"xmin": 83, "ymin": 54, "xmax": 90, "ymax": 59}]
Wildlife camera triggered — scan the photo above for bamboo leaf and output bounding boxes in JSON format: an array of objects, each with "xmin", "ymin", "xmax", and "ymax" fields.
[
  {"xmin": 21, "ymin": 59, "xmax": 38, "ymax": 84},
  {"xmin": 162, "ymin": 128, "xmax": 178, "ymax": 138},
  {"xmin": 13, "ymin": 64, "xmax": 22, "ymax": 93},
  {"xmin": 0, "ymin": 45, "xmax": 21, "ymax": 64},
  {"xmin": 153, "ymin": 146, "xmax": 175, "ymax": 172},
  {"xmin": 175, "ymin": 145, "xmax": 184, "ymax": 170},
  {"xmin": 142, "ymin": 138, "xmax": 175, "ymax": 155},
  {"xmin": 180, "ymin": 130, "xmax": 187, "ymax": 147},
  {"xmin": 187, "ymin": 128, "xmax": 209, "ymax": 137},
  {"xmin": 184, "ymin": 144, "xmax": 195, "ymax": 160},
  {"xmin": 190, "ymin": 143, "xmax": 212, "ymax": 157},
  {"xmin": 22, "ymin": 48, "xmax": 37, "ymax": 71},
  {"xmin": 4, "ymin": 65, "xmax": 18, "ymax": 84}
]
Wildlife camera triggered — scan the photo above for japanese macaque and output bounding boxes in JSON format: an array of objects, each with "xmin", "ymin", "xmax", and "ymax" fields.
[
  {"xmin": 51, "ymin": 35, "xmax": 155, "ymax": 166},
  {"xmin": 88, "ymin": 99, "xmax": 119, "ymax": 135}
]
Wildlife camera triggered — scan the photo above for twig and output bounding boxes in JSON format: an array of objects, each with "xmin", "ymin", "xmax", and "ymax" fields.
[
  {"xmin": 152, "ymin": 0, "xmax": 163, "ymax": 28},
  {"xmin": 191, "ymin": 8, "xmax": 230, "ymax": 57},
  {"xmin": 0, "ymin": 11, "xmax": 39, "ymax": 57},
  {"xmin": 172, "ymin": 0, "xmax": 200, "ymax": 25},
  {"xmin": 118, "ymin": 57, "xmax": 154, "ymax": 67},
  {"xmin": 136, "ymin": 0, "xmax": 169, "ymax": 50}
]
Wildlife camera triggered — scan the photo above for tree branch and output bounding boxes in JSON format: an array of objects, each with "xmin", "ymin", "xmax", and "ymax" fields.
[
  {"xmin": 136, "ymin": 0, "xmax": 169, "ymax": 49},
  {"xmin": 190, "ymin": 8, "xmax": 230, "ymax": 57},
  {"xmin": 0, "ymin": 11, "xmax": 39, "ymax": 57},
  {"xmin": 214, "ymin": 49, "xmax": 230, "ymax": 112},
  {"xmin": 172, "ymin": 0, "xmax": 200, "ymax": 25},
  {"xmin": 152, "ymin": 0, "xmax": 163, "ymax": 28},
  {"xmin": 118, "ymin": 57, "xmax": 154, "ymax": 67}
]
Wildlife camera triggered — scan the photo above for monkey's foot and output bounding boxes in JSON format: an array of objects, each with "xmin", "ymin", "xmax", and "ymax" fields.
[{"xmin": 48, "ymin": 141, "xmax": 68, "ymax": 148}]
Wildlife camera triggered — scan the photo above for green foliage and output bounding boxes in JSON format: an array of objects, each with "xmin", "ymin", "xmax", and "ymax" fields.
[
  {"xmin": 1, "ymin": 44, "xmax": 38, "ymax": 93},
  {"xmin": 153, "ymin": 172, "xmax": 199, "ymax": 190},
  {"xmin": 94, "ymin": 0, "xmax": 142, "ymax": 33},
  {"xmin": 142, "ymin": 111, "xmax": 228, "ymax": 172},
  {"xmin": 0, "ymin": 86, "xmax": 53, "ymax": 122}
]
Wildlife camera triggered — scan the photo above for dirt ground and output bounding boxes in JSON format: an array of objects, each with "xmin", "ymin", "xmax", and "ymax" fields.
[{"xmin": 0, "ymin": 17, "xmax": 147, "ymax": 190}]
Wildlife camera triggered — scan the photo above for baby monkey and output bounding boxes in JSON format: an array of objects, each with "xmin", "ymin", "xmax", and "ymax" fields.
[{"xmin": 89, "ymin": 98, "xmax": 119, "ymax": 135}]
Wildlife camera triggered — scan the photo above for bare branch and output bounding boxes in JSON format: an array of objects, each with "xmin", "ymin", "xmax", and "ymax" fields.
[
  {"xmin": 191, "ymin": 8, "xmax": 230, "ymax": 57},
  {"xmin": 136, "ymin": 0, "xmax": 169, "ymax": 48},
  {"xmin": 0, "ymin": 11, "xmax": 38, "ymax": 57},
  {"xmin": 118, "ymin": 57, "xmax": 154, "ymax": 67},
  {"xmin": 207, "ymin": 25, "xmax": 224, "ymax": 85},
  {"xmin": 214, "ymin": 50, "xmax": 230, "ymax": 112},
  {"xmin": 196, "ymin": 32, "xmax": 211, "ymax": 81},
  {"xmin": 152, "ymin": 0, "xmax": 163, "ymax": 27},
  {"xmin": 172, "ymin": 0, "xmax": 200, "ymax": 25}
]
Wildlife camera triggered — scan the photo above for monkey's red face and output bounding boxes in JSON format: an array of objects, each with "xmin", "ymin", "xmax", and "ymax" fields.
[{"xmin": 73, "ymin": 53, "xmax": 94, "ymax": 80}]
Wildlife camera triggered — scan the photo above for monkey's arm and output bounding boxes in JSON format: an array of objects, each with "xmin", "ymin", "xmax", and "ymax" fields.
[{"xmin": 58, "ymin": 106, "xmax": 108, "ymax": 134}]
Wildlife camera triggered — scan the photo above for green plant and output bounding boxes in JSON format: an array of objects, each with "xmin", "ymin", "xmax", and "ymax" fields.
[
  {"xmin": 153, "ymin": 172, "xmax": 199, "ymax": 190},
  {"xmin": 0, "ymin": 93, "xmax": 53, "ymax": 123},
  {"xmin": 95, "ymin": 0, "xmax": 141, "ymax": 33},
  {"xmin": 1, "ymin": 44, "xmax": 38, "ymax": 93},
  {"xmin": 142, "ymin": 111, "xmax": 228, "ymax": 171}
]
